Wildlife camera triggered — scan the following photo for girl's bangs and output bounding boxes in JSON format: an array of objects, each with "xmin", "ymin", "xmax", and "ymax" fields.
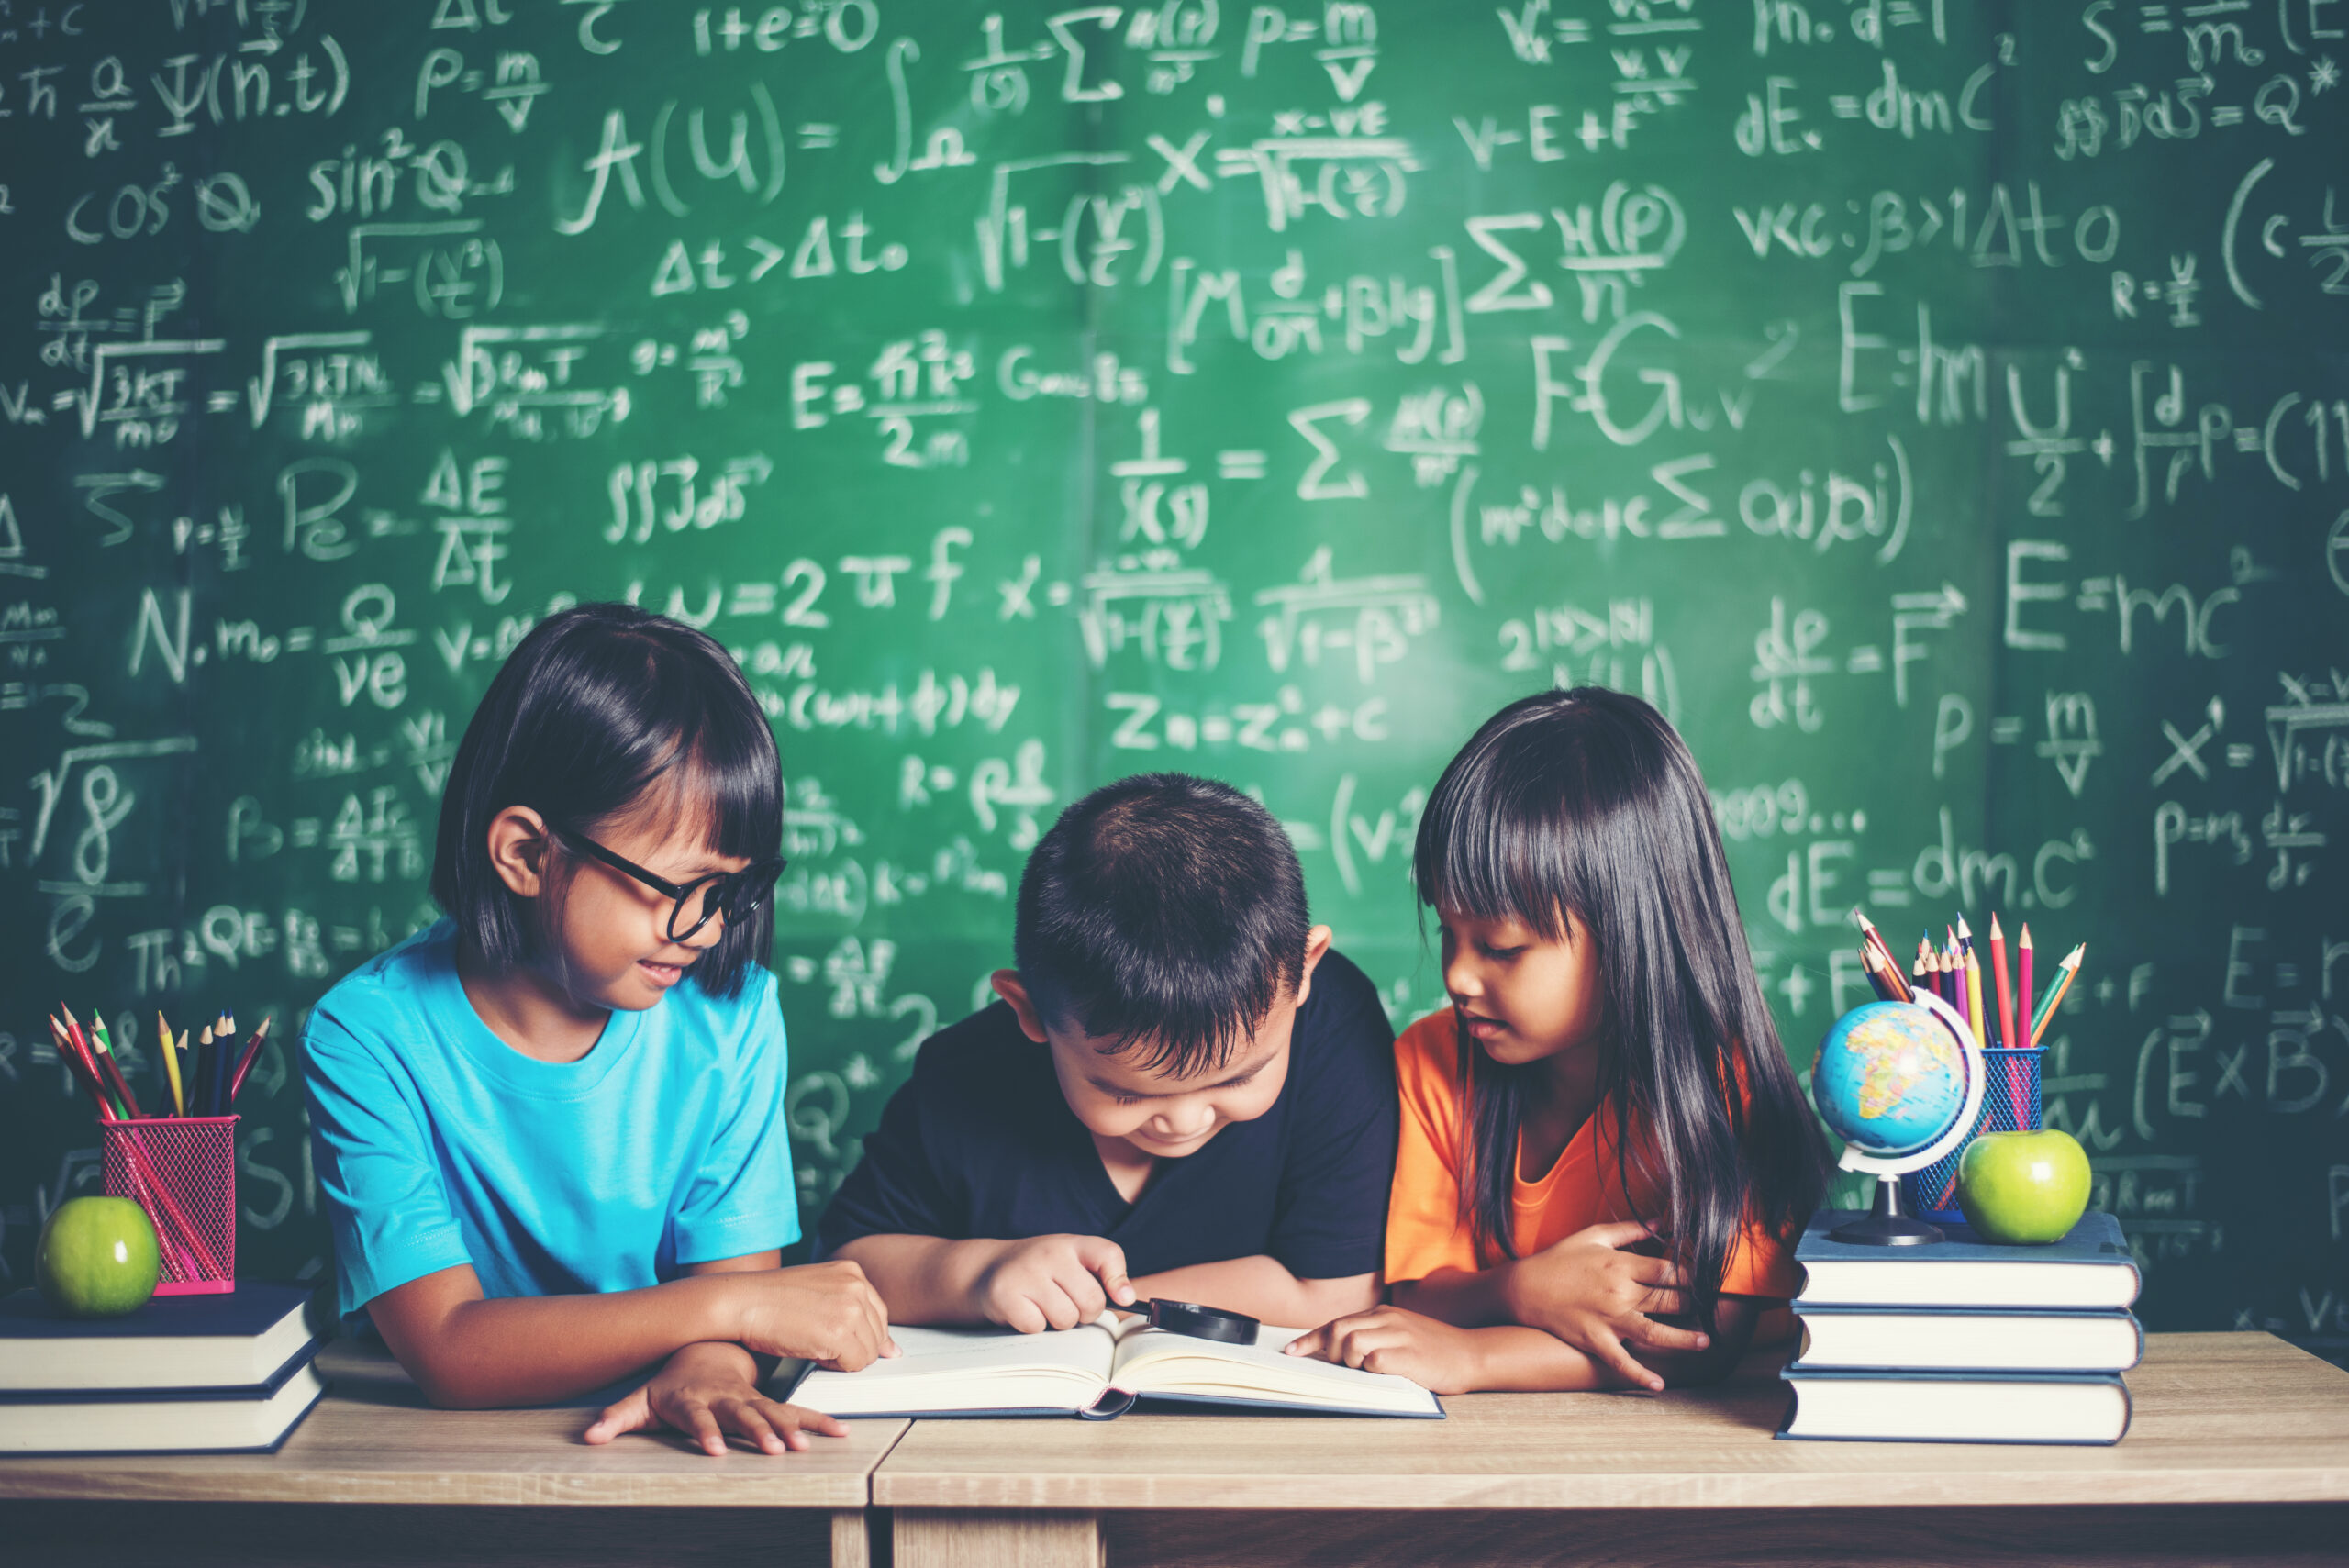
[
  {"xmin": 1417, "ymin": 756, "xmax": 1584, "ymax": 944},
  {"xmin": 603, "ymin": 664, "xmax": 782, "ymax": 864}
]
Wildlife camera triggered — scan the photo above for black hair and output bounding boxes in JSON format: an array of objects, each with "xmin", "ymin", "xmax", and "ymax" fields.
[
  {"xmin": 1415, "ymin": 687, "xmax": 1828, "ymax": 1333},
  {"xmin": 1014, "ymin": 773, "xmax": 1310, "ymax": 1077},
  {"xmin": 431, "ymin": 602, "xmax": 781, "ymax": 997}
]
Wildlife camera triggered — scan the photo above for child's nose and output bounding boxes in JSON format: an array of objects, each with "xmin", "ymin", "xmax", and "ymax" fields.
[{"xmin": 1157, "ymin": 1104, "xmax": 1215, "ymax": 1138}]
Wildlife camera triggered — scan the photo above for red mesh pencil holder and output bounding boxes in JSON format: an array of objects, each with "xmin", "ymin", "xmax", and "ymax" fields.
[
  {"xmin": 102, "ymin": 1116, "xmax": 238, "ymax": 1295},
  {"xmin": 1903, "ymin": 1051, "xmax": 2042, "ymax": 1224}
]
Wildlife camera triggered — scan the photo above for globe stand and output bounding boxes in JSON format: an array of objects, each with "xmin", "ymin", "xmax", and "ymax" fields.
[
  {"xmin": 1831, "ymin": 1171, "xmax": 1943, "ymax": 1246},
  {"xmin": 1821, "ymin": 990, "xmax": 1987, "ymax": 1248}
]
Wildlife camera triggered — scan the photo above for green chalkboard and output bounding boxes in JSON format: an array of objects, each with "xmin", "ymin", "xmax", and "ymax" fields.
[{"xmin": 1, "ymin": 0, "xmax": 2343, "ymax": 1361}]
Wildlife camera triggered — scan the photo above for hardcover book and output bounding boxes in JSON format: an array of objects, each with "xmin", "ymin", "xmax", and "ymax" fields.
[
  {"xmin": 1794, "ymin": 1210, "xmax": 2142, "ymax": 1310},
  {"xmin": 1789, "ymin": 1306, "xmax": 2143, "ymax": 1373},
  {"xmin": 0, "ymin": 1283, "xmax": 317, "ymax": 1393},
  {"xmin": 0, "ymin": 1341, "xmax": 325, "ymax": 1455},
  {"xmin": 1777, "ymin": 1365, "xmax": 2132, "ymax": 1445}
]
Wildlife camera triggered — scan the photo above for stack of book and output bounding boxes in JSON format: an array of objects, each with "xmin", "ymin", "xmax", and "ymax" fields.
[
  {"xmin": 0, "ymin": 1282, "xmax": 325, "ymax": 1454},
  {"xmin": 1777, "ymin": 1209, "xmax": 2143, "ymax": 1445}
]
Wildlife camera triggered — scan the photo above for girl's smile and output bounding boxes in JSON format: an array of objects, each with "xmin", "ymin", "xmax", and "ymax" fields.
[{"xmin": 1460, "ymin": 1009, "xmax": 1510, "ymax": 1041}]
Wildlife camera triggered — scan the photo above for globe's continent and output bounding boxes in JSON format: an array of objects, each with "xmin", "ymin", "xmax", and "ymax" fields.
[{"xmin": 1813, "ymin": 1002, "xmax": 1967, "ymax": 1158}]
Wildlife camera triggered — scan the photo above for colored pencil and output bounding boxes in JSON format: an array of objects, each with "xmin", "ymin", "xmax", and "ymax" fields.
[
  {"xmin": 2018, "ymin": 926, "xmax": 2036, "ymax": 1051},
  {"xmin": 195, "ymin": 1024, "xmax": 216, "ymax": 1118},
  {"xmin": 1964, "ymin": 945, "xmax": 1987, "ymax": 1048},
  {"xmin": 2028, "ymin": 944, "xmax": 2086, "ymax": 1047},
  {"xmin": 1860, "ymin": 944, "xmax": 1892, "ymax": 1001},
  {"xmin": 52, "ymin": 1015, "xmax": 117, "ymax": 1119},
  {"xmin": 1852, "ymin": 911, "xmax": 1913, "ymax": 1004},
  {"xmin": 79, "ymin": 1008, "xmax": 142, "ymax": 1119},
  {"xmin": 51, "ymin": 1019, "xmax": 117, "ymax": 1120},
  {"xmin": 228, "ymin": 1016, "xmax": 272, "ymax": 1105},
  {"xmin": 157, "ymin": 1013, "xmax": 185, "ymax": 1117},
  {"xmin": 216, "ymin": 1013, "xmax": 236, "ymax": 1114},
  {"xmin": 1989, "ymin": 914, "xmax": 2018, "ymax": 1050}
]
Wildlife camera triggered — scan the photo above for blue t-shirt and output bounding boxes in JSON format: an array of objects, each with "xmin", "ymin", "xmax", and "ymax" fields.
[{"xmin": 303, "ymin": 918, "xmax": 798, "ymax": 1321}]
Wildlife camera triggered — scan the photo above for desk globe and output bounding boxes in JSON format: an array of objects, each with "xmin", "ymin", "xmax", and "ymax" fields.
[{"xmin": 1812, "ymin": 993, "xmax": 1985, "ymax": 1245}]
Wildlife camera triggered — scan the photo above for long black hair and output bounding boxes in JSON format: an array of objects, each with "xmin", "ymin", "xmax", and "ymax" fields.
[
  {"xmin": 431, "ymin": 602, "xmax": 782, "ymax": 997},
  {"xmin": 1414, "ymin": 687, "xmax": 1827, "ymax": 1331}
]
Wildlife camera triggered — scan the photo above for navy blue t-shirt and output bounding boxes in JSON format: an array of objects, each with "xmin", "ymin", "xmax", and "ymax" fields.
[{"xmin": 817, "ymin": 951, "xmax": 1397, "ymax": 1281}]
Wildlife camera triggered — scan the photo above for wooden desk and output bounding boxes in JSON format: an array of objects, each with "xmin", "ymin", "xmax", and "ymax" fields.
[
  {"xmin": 872, "ymin": 1333, "xmax": 2349, "ymax": 1568},
  {"xmin": 0, "ymin": 1363, "xmax": 909, "ymax": 1568}
]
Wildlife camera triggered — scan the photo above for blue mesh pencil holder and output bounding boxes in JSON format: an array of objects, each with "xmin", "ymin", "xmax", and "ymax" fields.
[{"xmin": 1903, "ymin": 1048, "xmax": 2043, "ymax": 1222}]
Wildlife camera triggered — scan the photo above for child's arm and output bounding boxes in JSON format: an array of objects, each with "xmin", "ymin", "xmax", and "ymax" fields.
[
  {"xmin": 584, "ymin": 1253, "xmax": 871, "ymax": 1455},
  {"xmin": 1284, "ymin": 1307, "xmax": 1607, "ymax": 1393},
  {"xmin": 367, "ymin": 1253, "xmax": 891, "ymax": 1409},
  {"xmin": 1130, "ymin": 1257, "xmax": 1377, "ymax": 1329},
  {"xmin": 1286, "ymin": 1296, "xmax": 1765, "ymax": 1394},
  {"xmin": 1386, "ymin": 1264, "xmax": 1512, "ymax": 1327},
  {"xmin": 1393, "ymin": 1219, "xmax": 1710, "ymax": 1390},
  {"xmin": 831, "ymin": 1232, "xmax": 1137, "ymax": 1331}
]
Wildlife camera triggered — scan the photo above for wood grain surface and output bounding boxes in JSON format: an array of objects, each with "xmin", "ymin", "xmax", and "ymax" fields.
[
  {"xmin": 0, "ymin": 1362, "xmax": 909, "ymax": 1509},
  {"xmin": 871, "ymin": 1333, "xmax": 2349, "ymax": 1511}
]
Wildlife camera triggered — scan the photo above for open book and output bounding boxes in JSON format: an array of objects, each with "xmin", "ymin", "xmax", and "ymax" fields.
[{"xmin": 782, "ymin": 1316, "xmax": 1442, "ymax": 1419}]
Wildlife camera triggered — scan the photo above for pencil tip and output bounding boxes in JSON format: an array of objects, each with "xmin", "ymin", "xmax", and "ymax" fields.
[{"xmin": 1989, "ymin": 913, "xmax": 2003, "ymax": 939}]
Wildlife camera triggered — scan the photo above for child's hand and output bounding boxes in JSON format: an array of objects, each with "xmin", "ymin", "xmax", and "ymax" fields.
[
  {"xmin": 584, "ymin": 1342, "xmax": 847, "ymax": 1457},
  {"xmin": 972, "ymin": 1234, "xmax": 1137, "ymax": 1332},
  {"xmin": 1282, "ymin": 1306, "xmax": 1486, "ymax": 1394},
  {"xmin": 1501, "ymin": 1220, "xmax": 1706, "ymax": 1392},
  {"xmin": 731, "ymin": 1260, "xmax": 897, "ymax": 1370}
]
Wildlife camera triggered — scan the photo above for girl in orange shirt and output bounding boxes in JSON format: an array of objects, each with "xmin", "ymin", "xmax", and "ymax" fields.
[{"xmin": 1288, "ymin": 688, "xmax": 1828, "ymax": 1394}]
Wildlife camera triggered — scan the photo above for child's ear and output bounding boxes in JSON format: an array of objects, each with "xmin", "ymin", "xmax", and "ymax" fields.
[
  {"xmin": 484, "ymin": 806, "xmax": 552, "ymax": 899},
  {"xmin": 1291, "ymin": 925, "xmax": 1334, "ymax": 1007},
  {"xmin": 989, "ymin": 970, "xmax": 1052, "ymax": 1044}
]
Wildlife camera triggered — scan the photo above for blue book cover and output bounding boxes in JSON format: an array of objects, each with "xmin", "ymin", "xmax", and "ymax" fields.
[
  {"xmin": 1794, "ymin": 1210, "xmax": 2141, "ymax": 1309},
  {"xmin": 0, "ymin": 1283, "xmax": 318, "ymax": 1393},
  {"xmin": 0, "ymin": 1283, "xmax": 314, "ymax": 1340}
]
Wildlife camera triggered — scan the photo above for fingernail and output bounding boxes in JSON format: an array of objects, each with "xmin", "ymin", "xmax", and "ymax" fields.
[{"xmin": 1696, "ymin": 1336, "xmax": 1710, "ymax": 1348}]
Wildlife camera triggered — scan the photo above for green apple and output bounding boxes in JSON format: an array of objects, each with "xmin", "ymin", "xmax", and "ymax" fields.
[
  {"xmin": 35, "ymin": 1196, "xmax": 161, "ymax": 1317},
  {"xmin": 1957, "ymin": 1129, "xmax": 2092, "ymax": 1245}
]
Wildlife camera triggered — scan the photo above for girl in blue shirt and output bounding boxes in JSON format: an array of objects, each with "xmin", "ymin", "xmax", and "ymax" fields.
[{"xmin": 304, "ymin": 603, "xmax": 890, "ymax": 1455}]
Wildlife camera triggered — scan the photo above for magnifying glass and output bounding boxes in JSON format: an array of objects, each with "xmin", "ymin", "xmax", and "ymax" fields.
[{"xmin": 1118, "ymin": 1298, "xmax": 1259, "ymax": 1345}]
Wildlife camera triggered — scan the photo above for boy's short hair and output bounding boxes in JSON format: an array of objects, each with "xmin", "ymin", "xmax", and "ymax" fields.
[
  {"xmin": 1013, "ymin": 773, "xmax": 1309, "ymax": 1077},
  {"xmin": 431, "ymin": 603, "xmax": 781, "ymax": 997}
]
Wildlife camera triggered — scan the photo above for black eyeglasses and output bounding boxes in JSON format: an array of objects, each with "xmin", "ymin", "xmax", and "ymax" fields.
[{"xmin": 551, "ymin": 826, "xmax": 785, "ymax": 943}]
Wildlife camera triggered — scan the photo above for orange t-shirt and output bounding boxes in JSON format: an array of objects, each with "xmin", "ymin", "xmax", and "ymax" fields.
[{"xmin": 1385, "ymin": 1011, "xmax": 1803, "ymax": 1305}]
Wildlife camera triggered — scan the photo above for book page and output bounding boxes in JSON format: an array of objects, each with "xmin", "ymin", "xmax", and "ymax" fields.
[
  {"xmin": 785, "ymin": 1321, "xmax": 1119, "ymax": 1417},
  {"xmin": 1107, "ymin": 1321, "xmax": 1438, "ymax": 1415}
]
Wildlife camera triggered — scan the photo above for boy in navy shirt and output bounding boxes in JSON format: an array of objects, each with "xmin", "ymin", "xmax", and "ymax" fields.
[{"xmin": 819, "ymin": 773, "xmax": 1397, "ymax": 1331}]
